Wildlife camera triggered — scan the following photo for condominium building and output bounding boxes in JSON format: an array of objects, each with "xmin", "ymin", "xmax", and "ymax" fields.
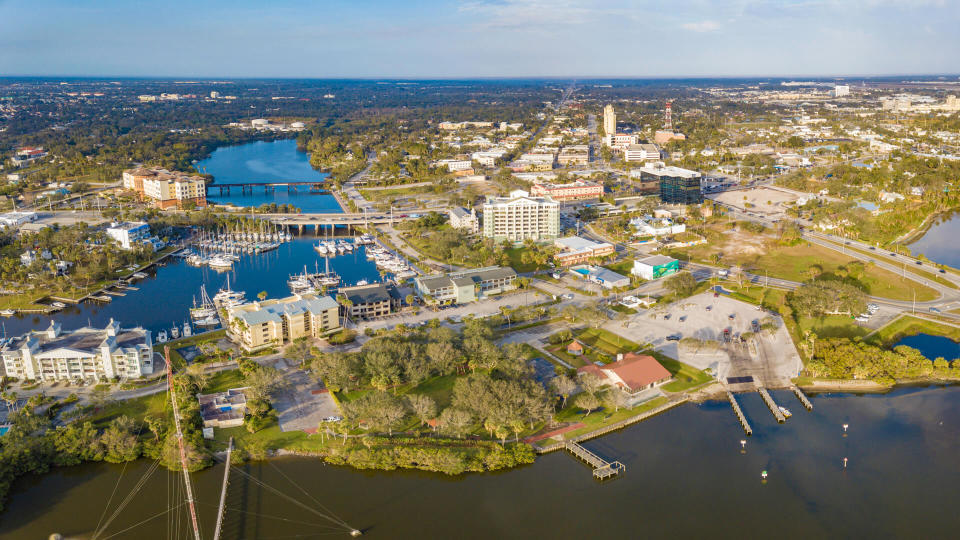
[
  {"xmin": 1, "ymin": 319, "xmax": 153, "ymax": 382},
  {"xmin": 122, "ymin": 167, "xmax": 207, "ymax": 209},
  {"xmin": 414, "ymin": 266, "xmax": 517, "ymax": 304},
  {"xmin": 337, "ymin": 283, "xmax": 403, "ymax": 319},
  {"xmin": 448, "ymin": 206, "xmax": 480, "ymax": 234},
  {"xmin": 227, "ymin": 293, "xmax": 340, "ymax": 351},
  {"xmin": 482, "ymin": 190, "xmax": 560, "ymax": 242},
  {"xmin": 603, "ymin": 104, "xmax": 616, "ymax": 135},
  {"xmin": 436, "ymin": 159, "xmax": 473, "ymax": 172},
  {"xmin": 529, "ymin": 179, "xmax": 603, "ymax": 201},
  {"xmin": 637, "ymin": 164, "xmax": 703, "ymax": 205}
]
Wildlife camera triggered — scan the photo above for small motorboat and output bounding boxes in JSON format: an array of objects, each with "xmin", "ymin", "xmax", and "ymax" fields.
[
  {"xmin": 778, "ymin": 406, "xmax": 792, "ymax": 419},
  {"xmin": 0, "ymin": 309, "xmax": 15, "ymax": 317},
  {"xmin": 171, "ymin": 325, "xmax": 180, "ymax": 339},
  {"xmin": 51, "ymin": 302, "xmax": 66, "ymax": 309}
]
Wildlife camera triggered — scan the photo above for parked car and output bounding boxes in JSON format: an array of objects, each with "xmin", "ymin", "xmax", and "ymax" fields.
[
  {"xmin": 929, "ymin": 307, "xmax": 941, "ymax": 313},
  {"xmin": 915, "ymin": 261, "xmax": 923, "ymax": 265},
  {"xmin": 666, "ymin": 334, "xmax": 681, "ymax": 341}
]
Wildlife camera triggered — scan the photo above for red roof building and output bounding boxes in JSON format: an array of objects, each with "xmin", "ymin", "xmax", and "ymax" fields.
[{"xmin": 577, "ymin": 353, "xmax": 671, "ymax": 393}]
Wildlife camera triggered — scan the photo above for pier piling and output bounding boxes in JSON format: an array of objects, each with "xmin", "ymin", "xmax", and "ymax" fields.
[
  {"xmin": 726, "ymin": 391, "xmax": 753, "ymax": 435},
  {"xmin": 758, "ymin": 388, "xmax": 786, "ymax": 423},
  {"xmin": 791, "ymin": 385, "xmax": 813, "ymax": 411}
]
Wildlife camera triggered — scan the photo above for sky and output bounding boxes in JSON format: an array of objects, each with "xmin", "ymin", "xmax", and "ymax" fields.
[{"xmin": 1, "ymin": 0, "xmax": 958, "ymax": 78}]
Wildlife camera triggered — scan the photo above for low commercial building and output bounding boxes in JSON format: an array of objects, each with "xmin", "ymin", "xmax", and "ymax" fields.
[
  {"xmin": 0, "ymin": 211, "xmax": 37, "ymax": 229},
  {"xmin": 553, "ymin": 236, "xmax": 615, "ymax": 266},
  {"xmin": 623, "ymin": 144, "xmax": 662, "ymax": 163},
  {"xmin": 122, "ymin": 167, "xmax": 207, "ymax": 209},
  {"xmin": 557, "ymin": 145, "xmax": 590, "ymax": 166},
  {"xmin": 630, "ymin": 216, "xmax": 686, "ymax": 237},
  {"xmin": 227, "ymin": 293, "xmax": 340, "ymax": 351},
  {"xmin": 529, "ymin": 179, "xmax": 603, "ymax": 201},
  {"xmin": 337, "ymin": 283, "xmax": 403, "ymax": 319},
  {"xmin": 604, "ymin": 133, "xmax": 640, "ymax": 150},
  {"xmin": 632, "ymin": 255, "xmax": 680, "ymax": 280},
  {"xmin": 448, "ymin": 206, "xmax": 479, "ymax": 234},
  {"xmin": 471, "ymin": 148, "xmax": 509, "ymax": 167},
  {"xmin": 570, "ymin": 265, "xmax": 630, "ymax": 289},
  {"xmin": 106, "ymin": 221, "xmax": 165, "ymax": 251},
  {"xmin": 482, "ymin": 190, "xmax": 560, "ymax": 242},
  {"xmin": 1, "ymin": 319, "xmax": 153, "ymax": 382},
  {"xmin": 414, "ymin": 266, "xmax": 517, "ymax": 304},
  {"xmin": 436, "ymin": 159, "xmax": 474, "ymax": 175},
  {"xmin": 198, "ymin": 389, "xmax": 247, "ymax": 428},
  {"xmin": 577, "ymin": 353, "xmax": 671, "ymax": 405},
  {"xmin": 654, "ymin": 130, "xmax": 686, "ymax": 145}
]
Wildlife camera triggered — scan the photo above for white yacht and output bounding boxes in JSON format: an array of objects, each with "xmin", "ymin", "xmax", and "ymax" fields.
[
  {"xmin": 182, "ymin": 322, "xmax": 192, "ymax": 337},
  {"xmin": 156, "ymin": 330, "xmax": 168, "ymax": 343}
]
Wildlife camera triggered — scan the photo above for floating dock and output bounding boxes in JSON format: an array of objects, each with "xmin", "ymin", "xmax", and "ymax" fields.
[
  {"xmin": 791, "ymin": 385, "xmax": 813, "ymax": 411},
  {"xmin": 726, "ymin": 391, "xmax": 753, "ymax": 435},
  {"xmin": 758, "ymin": 388, "xmax": 786, "ymax": 423},
  {"xmin": 564, "ymin": 441, "xmax": 625, "ymax": 480}
]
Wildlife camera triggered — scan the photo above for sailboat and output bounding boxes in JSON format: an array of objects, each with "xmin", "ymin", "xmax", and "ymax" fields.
[{"xmin": 189, "ymin": 285, "xmax": 217, "ymax": 320}]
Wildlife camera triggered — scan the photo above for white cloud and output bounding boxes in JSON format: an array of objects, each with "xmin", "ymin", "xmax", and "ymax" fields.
[{"xmin": 681, "ymin": 20, "xmax": 721, "ymax": 32}]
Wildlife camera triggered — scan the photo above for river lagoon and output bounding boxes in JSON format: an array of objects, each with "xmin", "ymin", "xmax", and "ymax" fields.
[
  {"xmin": 895, "ymin": 333, "xmax": 960, "ymax": 361},
  {"xmin": 908, "ymin": 210, "xmax": 960, "ymax": 268},
  {"xmin": 197, "ymin": 140, "xmax": 342, "ymax": 213},
  {"xmin": 2, "ymin": 386, "xmax": 959, "ymax": 538}
]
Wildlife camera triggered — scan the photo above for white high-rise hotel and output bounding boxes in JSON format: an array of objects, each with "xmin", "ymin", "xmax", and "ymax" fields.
[
  {"xmin": 603, "ymin": 104, "xmax": 616, "ymax": 135},
  {"xmin": 482, "ymin": 190, "xmax": 560, "ymax": 242}
]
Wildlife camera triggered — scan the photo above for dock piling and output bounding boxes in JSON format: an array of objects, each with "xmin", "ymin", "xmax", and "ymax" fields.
[
  {"xmin": 791, "ymin": 385, "xmax": 813, "ymax": 411},
  {"xmin": 726, "ymin": 391, "xmax": 753, "ymax": 435},
  {"xmin": 758, "ymin": 388, "xmax": 786, "ymax": 423}
]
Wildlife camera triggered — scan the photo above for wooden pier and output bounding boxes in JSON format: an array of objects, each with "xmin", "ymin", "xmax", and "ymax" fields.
[
  {"xmin": 791, "ymin": 385, "xmax": 813, "ymax": 411},
  {"xmin": 758, "ymin": 388, "xmax": 786, "ymax": 423},
  {"xmin": 564, "ymin": 441, "xmax": 625, "ymax": 480},
  {"xmin": 726, "ymin": 391, "xmax": 753, "ymax": 435}
]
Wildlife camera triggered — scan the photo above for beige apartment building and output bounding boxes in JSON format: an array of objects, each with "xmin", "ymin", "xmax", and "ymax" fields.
[
  {"xmin": 122, "ymin": 167, "xmax": 207, "ymax": 209},
  {"xmin": 482, "ymin": 190, "xmax": 559, "ymax": 242},
  {"xmin": 227, "ymin": 293, "xmax": 340, "ymax": 351}
]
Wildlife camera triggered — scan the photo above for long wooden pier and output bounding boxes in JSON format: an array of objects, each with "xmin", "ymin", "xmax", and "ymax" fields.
[
  {"xmin": 791, "ymin": 385, "xmax": 813, "ymax": 410},
  {"xmin": 726, "ymin": 391, "xmax": 753, "ymax": 435},
  {"xmin": 564, "ymin": 441, "xmax": 625, "ymax": 480},
  {"xmin": 758, "ymin": 387, "xmax": 786, "ymax": 423}
]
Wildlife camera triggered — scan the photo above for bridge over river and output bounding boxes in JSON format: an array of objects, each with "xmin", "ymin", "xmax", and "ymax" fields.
[{"xmin": 205, "ymin": 179, "xmax": 329, "ymax": 195}]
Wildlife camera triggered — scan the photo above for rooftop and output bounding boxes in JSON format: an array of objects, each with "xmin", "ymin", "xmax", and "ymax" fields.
[
  {"xmin": 230, "ymin": 293, "xmax": 339, "ymax": 326},
  {"xmin": 636, "ymin": 255, "xmax": 678, "ymax": 266}
]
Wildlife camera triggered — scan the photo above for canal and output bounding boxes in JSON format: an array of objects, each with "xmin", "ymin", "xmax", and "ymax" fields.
[
  {"xmin": 198, "ymin": 139, "xmax": 342, "ymax": 213},
  {"xmin": 2, "ymin": 386, "xmax": 959, "ymax": 538}
]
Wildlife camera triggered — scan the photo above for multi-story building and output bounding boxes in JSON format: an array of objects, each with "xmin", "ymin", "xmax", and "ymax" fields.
[
  {"xmin": 529, "ymin": 179, "xmax": 603, "ymax": 201},
  {"xmin": 603, "ymin": 104, "xmax": 616, "ymax": 135},
  {"xmin": 122, "ymin": 167, "xmax": 207, "ymax": 209},
  {"xmin": 448, "ymin": 206, "xmax": 480, "ymax": 234},
  {"xmin": 557, "ymin": 145, "xmax": 590, "ymax": 166},
  {"xmin": 832, "ymin": 85, "xmax": 850, "ymax": 98},
  {"xmin": 227, "ymin": 293, "xmax": 340, "ymax": 351},
  {"xmin": 414, "ymin": 266, "xmax": 517, "ymax": 304},
  {"xmin": 637, "ymin": 164, "xmax": 703, "ymax": 205},
  {"xmin": 624, "ymin": 143, "xmax": 662, "ymax": 162},
  {"xmin": 553, "ymin": 236, "xmax": 615, "ymax": 266},
  {"xmin": 337, "ymin": 283, "xmax": 402, "ymax": 319},
  {"xmin": 471, "ymin": 148, "xmax": 509, "ymax": 167},
  {"xmin": 1, "ymin": 319, "xmax": 153, "ymax": 382},
  {"xmin": 482, "ymin": 190, "xmax": 560, "ymax": 242},
  {"xmin": 106, "ymin": 221, "xmax": 164, "ymax": 251},
  {"xmin": 436, "ymin": 159, "xmax": 473, "ymax": 172}
]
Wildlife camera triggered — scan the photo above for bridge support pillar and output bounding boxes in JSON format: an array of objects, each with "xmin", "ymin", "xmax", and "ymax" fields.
[{"xmin": 298, "ymin": 224, "xmax": 304, "ymax": 235}]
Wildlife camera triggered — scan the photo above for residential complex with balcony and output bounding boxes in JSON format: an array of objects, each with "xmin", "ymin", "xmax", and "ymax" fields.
[
  {"xmin": 122, "ymin": 167, "xmax": 207, "ymax": 209},
  {"xmin": 481, "ymin": 190, "xmax": 560, "ymax": 242},
  {"xmin": 530, "ymin": 179, "xmax": 603, "ymax": 201},
  {"xmin": 414, "ymin": 266, "xmax": 517, "ymax": 304},
  {"xmin": 227, "ymin": 293, "xmax": 340, "ymax": 351}
]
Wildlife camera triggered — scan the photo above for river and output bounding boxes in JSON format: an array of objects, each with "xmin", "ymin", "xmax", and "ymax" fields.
[
  {"xmin": 197, "ymin": 139, "xmax": 342, "ymax": 213},
  {"xmin": 908, "ymin": 210, "xmax": 960, "ymax": 268},
  {"xmin": 2, "ymin": 386, "xmax": 959, "ymax": 538}
]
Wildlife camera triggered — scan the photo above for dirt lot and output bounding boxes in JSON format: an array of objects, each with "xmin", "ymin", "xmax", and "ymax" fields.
[{"xmin": 709, "ymin": 186, "xmax": 799, "ymax": 218}]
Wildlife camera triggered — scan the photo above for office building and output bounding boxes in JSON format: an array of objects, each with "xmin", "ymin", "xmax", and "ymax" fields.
[
  {"xmin": 106, "ymin": 221, "xmax": 164, "ymax": 251},
  {"xmin": 482, "ymin": 190, "xmax": 559, "ymax": 242},
  {"xmin": 557, "ymin": 145, "xmax": 590, "ymax": 165},
  {"xmin": 632, "ymin": 255, "xmax": 680, "ymax": 280},
  {"xmin": 530, "ymin": 179, "xmax": 603, "ymax": 201},
  {"xmin": 623, "ymin": 143, "xmax": 662, "ymax": 162},
  {"xmin": 1, "ymin": 319, "xmax": 153, "ymax": 382},
  {"xmin": 637, "ymin": 164, "xmax": 702, "ymax": 204},
  {"xmin": 603, "ymin": 104, "xmax": 616, "ymax": 135},
  {"xmin": 227, "ymin": 293, "xmax": 340, "ymax": 351},
  {"xmin": 832, "ymin": 85, "xmax": 850, "ymax": 98},
  {"xmin": 414, "ymin": 266, "xmax": 517, "ymax": 304}
]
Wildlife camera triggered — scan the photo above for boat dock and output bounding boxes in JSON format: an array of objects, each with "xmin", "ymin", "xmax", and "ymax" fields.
[
  {"xmin": 791, "ymin": 385, "xmax": 813, "ymax": 411},
  {"xmin": 726, "ymin": 391, "xmax": 753, "ymax": 435},
  {"xmin": 104, "ymin": 290, "xmax": 126, "ymax": 297},
  {"xmin": 564, "ymin": 441, "xmax": 625, "ymax": 480},
  {"xmin": 758, "ymin": 387, "xmax": 786, "ymax": 423}
]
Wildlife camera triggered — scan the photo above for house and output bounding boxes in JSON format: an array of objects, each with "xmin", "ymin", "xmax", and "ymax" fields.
[
  {"xmin": 198, "ymin": 389, "xmax": 247, "ymax": 428},
  {"xmin": 567, "ymin": 340, "xmax": 584, "ymax": 356},
  {"xmin": 448, "ymin": 206, "xmax": 479, "ymax": 234},
  {"xmin": 878, "ymin": 191, "xmax": 905, "ymax": 204},
  {"xmin": 577, "ymin": 352, "xmax": 672, "ymax": 405}
]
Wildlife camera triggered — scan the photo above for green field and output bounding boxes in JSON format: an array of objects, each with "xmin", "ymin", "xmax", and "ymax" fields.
[{"xmin": 553, "ymin": 396, "xmax": 670, "ymax": 440}]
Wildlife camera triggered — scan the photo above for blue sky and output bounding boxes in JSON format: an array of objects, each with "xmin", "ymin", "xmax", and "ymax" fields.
[{"xmin": 1, "ymin": 0, "xmax": 958, "ymax": 77}]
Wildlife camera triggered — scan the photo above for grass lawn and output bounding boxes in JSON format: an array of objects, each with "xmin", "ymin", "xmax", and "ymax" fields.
[
  {"xmin": 866, "ymin": 315, "xmax": 960, "ymax": 348},
  {"xmin": 646, "ymin": 351, "xmax": 713, "ymax": 392},
  {"xmin": 504, "ymin": 247, "xmax": 550, "ymax": 273},
  {"xmin": 205, "ymin": 369, "xmax": 246, "ymax": 393},
  {"xmin": 88, "ymin": 391, "xmax": 169, "ymax": 428},
  {"xmin": 405, "ymin": 374, "xmax": 458, "ymax": 409},
  {"xmin": 603, "ymin": 259, "xmax": 634, "ymax": 276},
  {"xmin": 575, "ymin": 327, "xmax": 641, "ymax": 355},
  {"xmin": 545, "ymin": 344, "xmax": 589, "ymax": 367},
  {"xmin": 820, "ymin": 239, "xmax": 958, "ymax": 290},
  {"xmin": 674, "ymin": 239, "xmax": 937, "ymax": 301},
  {"xmin": 609, "ymin": 304, "xmax": 637, "ymax": 315},
  {"xmin": 554, "ymin": 396, "xmax": 670, "ymax": 440},
  {"xmin": 211, "ymin": 422, "xmax": 321, "ymax": 453}
]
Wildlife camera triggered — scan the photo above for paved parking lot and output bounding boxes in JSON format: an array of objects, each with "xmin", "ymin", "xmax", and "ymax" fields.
[
  {"xmin": 271, "ymin": 368, "xmax": 341, "ymax": 433},
  {"xmin": 603, "ymin": 292, "xmax": 802, "ymax": 387}
]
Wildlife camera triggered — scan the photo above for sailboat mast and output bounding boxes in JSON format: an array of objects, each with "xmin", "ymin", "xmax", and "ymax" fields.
[
  {"xmin": 212, "ymin": 437, "xmax": 233, "ymax": 540},
  {"xmin": 165, "ymin": 347, "xmax": 202, "ymax": 540}
]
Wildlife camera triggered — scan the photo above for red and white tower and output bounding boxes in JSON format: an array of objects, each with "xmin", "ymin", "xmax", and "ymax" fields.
[{"xmin": 664, "ymin": 100, "xmax": 673, "ymax": 130}]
